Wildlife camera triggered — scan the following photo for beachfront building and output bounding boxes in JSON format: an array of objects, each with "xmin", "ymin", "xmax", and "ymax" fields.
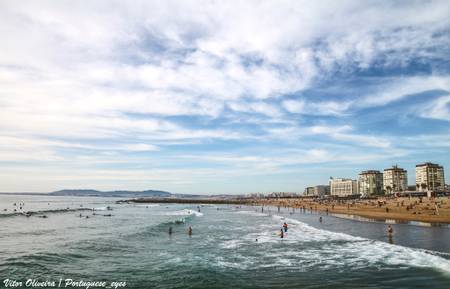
[
  {"xmin": 314, "ymin": 185, "xmax": 330, "ymax": 196},
  {"xmin": 416, "ymin": 162, "xmax": 445, "ymax": 192},
  {"xmin": 358, "ymin": 170, "xmax": 383, "ymax": 196},
  {"xmin": 304, "ymin": 185, "xmax": 330, "ymax": 197},
  {"xmin": 383, "ymin": 165, "xmax": 408, "ymax": 194},
  {"xmin": 304, "ymin": 187, "xmax": 315, "ymax": 196},
  {"xmin": 329, "ymin": 178, "xmax": 359, "ymax": 197}
]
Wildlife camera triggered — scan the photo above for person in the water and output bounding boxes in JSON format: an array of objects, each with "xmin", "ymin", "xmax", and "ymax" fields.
[
  {"xmin": 319, "ymin": 216, "xmax": 323, "ymax": 223},
  {"xmin": 283, "ymin": 222, "xmax": 288, "ymax": 232},
  {"xmin": 280, "ymin": 228, "xmax": 284, "ymax": 239},
  {"xmin": 387, "ymin": 225, "xmax": 393, "ymax": 235},
  {"xmin": 188, "ymin": 226, "xmax": 192, "ymax": 236},
  {"xmin": 169, "ymin": 227, "xmax": 173, "ymax": 235}
]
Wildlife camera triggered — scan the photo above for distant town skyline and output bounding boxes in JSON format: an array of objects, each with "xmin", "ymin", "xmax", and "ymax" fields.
[{"xmin": 0, "ymin": 1, "xmax": 450, "ymax": 194}]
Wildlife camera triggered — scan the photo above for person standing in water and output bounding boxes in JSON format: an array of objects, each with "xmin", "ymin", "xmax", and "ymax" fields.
[
  {"xmin": 387, "ymin": 225, "xmax": 393, "ymax": 235},
  {"xmin": 283, "ymin": 222, "xmax": 288, "ymax": 232},
  {"xmin": 319, "ymin": 216, "xmax": 323, "ymax": 223},
  {"xmin": 280, "ymin": 228, "xmax": 284, "ymax": 239},
  {"xmin": 188, "ymin": 226, "xmax": 192, "ymax": 236},
  {"xmin": 387, "ymin": 225, "xmax": 394, "ymax": 244},
  {"xmin": 169, "ymin": 227, "xmax": 173, "ymax": 235}
]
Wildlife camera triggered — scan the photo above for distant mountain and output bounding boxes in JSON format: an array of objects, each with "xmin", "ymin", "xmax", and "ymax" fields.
[
  {"xmin": 49, "ymin": 189, "xmax": 173, "ymax": 198},
  {"xmin": 0, "ymin": 189, "xmax": 237, "ymax": 199}
]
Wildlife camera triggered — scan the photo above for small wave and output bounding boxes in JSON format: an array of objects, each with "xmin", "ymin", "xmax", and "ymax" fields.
[
  {"xmin": 135, "ymin": 204, "xmax": 160, "ymax": 208},
  {"xmin": 165, "ymin": 209, "xmax": 203, "ymax": 217},
  {"xmin": 218, "ymin": 214, "xmax": 450, "ymax": 274},
  {"xmin": 0, "ymin": 208, "xmax": 92, "ymax": 218},
  {"xmin": 277, "ymin": 215, "xmax": 450, "ymax": 273},
  {"xmin": 235, "ymin": 210, "xmax": 268, "ymax": 217}
]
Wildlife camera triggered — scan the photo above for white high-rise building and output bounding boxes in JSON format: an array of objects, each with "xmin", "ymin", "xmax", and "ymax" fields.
[
  {"xmin": 416, "ymin": 163, "xmax": 445, "ymax": 192},
  {"xmin": 329, "ymin": 178, "xmax": 358, "ymax": 197},
  {"xmin": 383, "ymin": 165, "xmax": 408, "ymax": 193},
  {"xmin": 359, "ymin": 170, "xmax": 383, "ymax": 196}
]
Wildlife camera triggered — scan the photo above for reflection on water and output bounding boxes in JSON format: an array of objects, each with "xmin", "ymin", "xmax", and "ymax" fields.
[
  {"xmin": 388, "ymin": 234, "xmax": 394, "ymax": 244},
  {"xmin": 331, "ymin": 213, "xmax": 450, "ymax": 228}
]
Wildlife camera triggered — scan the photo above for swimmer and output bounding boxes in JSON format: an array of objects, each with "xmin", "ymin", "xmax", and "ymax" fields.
[
  {"xmin": 169, "ymin": 227, "xmax": 173, "ymax": 235},
  {"xmin": 319, "ymin": 216, "xmax": 323, "ymax": 223},
  {"xmin": 188, "ymin": 226, "xmax": 192, "ymax": 236}
]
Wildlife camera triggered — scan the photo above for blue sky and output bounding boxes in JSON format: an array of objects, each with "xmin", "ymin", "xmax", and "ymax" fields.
[{"xmin": 0, "ymin": 0, "xmax": 449, "ymax": 194}]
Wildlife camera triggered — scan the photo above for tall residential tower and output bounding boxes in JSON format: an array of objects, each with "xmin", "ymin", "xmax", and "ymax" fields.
[
  {"xmin": 358, "ymin": 170, "xmax": 383, "ymax": 196},
  {"xmin": 383, "ymin": 165, "xmax": 408, "ymax": 193},
  {"xmin": 415, "ymin": 162, "xmax": 445, "ymax": 192}
]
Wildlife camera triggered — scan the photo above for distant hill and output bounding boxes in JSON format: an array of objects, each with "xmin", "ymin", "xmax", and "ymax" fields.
[
  {"xmin": 49, "ymin": 189, "xmax": 173, "ymax": 198},
  {"xmin": 0, "ymin": 189, "xmax": 238, "ymax": 199}
]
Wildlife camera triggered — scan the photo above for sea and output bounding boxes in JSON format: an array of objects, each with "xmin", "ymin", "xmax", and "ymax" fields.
[{"xmin": 0, "ymin": 195, "xmax": 450, "ymax": 289}]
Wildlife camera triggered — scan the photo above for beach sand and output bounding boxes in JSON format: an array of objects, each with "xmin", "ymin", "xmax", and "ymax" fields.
[{"xmin": 251, "ymin": 196, "xmax": 450, "ymax": 224}]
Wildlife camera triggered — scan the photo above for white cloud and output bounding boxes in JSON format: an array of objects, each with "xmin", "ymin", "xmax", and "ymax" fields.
[
  {"xmin": 357, "ymin": 76, "xmax": 450, "ymax": 108},
  {"xmin": 0, "ymin": 1, "xmax": 449, "ymax": 191},
  {"xmin": 283, "ymin": 99, "xmax": 352, "ymax": 116},
  {"xmin": 419, "ymin": 95, "xmax": 450, "ymax": 121}
]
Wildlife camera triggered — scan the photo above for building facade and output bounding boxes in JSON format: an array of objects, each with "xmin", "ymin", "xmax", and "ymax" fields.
[
  {"xmin": 416, "ymin": 162, "xmax": 445, "ymax": 192},
  {"xmin": 329, "ymin": 178, "xmax": 359, "ymax": 197},
  {"xmin": 383, "ymin": 165, "xmax": 408, "ymax": 194},
  {"xmin": 304, "ymin": 185, "xmax": 330, "ymax": 196},
  {"xmin": 304, "ymin": 187, "xmax": 315, "ymax": 196},
  {"xmin": 314, "ymin": 185, "xmax": 330, "ymax": 196},
  {"xmin": 359, "ymin": 170, "xmax": 383, "ymax": 196}
]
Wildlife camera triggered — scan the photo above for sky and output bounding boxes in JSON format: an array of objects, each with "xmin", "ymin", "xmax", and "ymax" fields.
[{"xmin": 0, "ymin": 0, "xmax": 450, "ymax": 194}]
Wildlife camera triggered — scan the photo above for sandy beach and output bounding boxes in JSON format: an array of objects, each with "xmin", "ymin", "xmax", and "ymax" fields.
[
  {"xmin": 251, "ymin": 196, "xmax": 450, "ymax": 224},
  {"xmin": 128, "ymin": 195, "xmax": 450, "ymax": 224}
]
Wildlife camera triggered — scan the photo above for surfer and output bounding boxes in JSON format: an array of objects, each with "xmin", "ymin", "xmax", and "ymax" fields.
[
  {"xmin": 188, "ymin": 226, "xmax": 192, "ymax": 236},
  {"xmin": 283, "ymin": 222, "xmax": 288, "ymax": 232}
]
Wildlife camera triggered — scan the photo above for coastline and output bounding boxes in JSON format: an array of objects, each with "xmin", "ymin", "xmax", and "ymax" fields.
[{"xmin": 124, "ymin": 196, "xmax": 450, "ymax": 224}]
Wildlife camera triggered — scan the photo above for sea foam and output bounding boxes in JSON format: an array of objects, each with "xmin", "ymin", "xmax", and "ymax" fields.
[
  {"xmin": 217, "ymin": 211, "xmax": 450, "ymax": 274},
  {"xmin": 165, "ymin": 209, "xmax": 204, "ymax": 217}
]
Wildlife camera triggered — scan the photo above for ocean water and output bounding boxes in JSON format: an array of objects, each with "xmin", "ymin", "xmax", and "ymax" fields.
[{"xmin": 1, "ymin": 195, "xmax": 450, "ymax": 289}]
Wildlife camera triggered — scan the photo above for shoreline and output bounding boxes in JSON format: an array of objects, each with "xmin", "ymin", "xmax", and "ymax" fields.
[{"xmin": 124, "ymin": 196, "xmax": 450, "ymax": 224}]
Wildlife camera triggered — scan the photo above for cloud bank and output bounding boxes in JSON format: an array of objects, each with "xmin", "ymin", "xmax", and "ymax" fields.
[{"xmin": 0, "ymin": 0, "xmax": 449, "ymax": 193}]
